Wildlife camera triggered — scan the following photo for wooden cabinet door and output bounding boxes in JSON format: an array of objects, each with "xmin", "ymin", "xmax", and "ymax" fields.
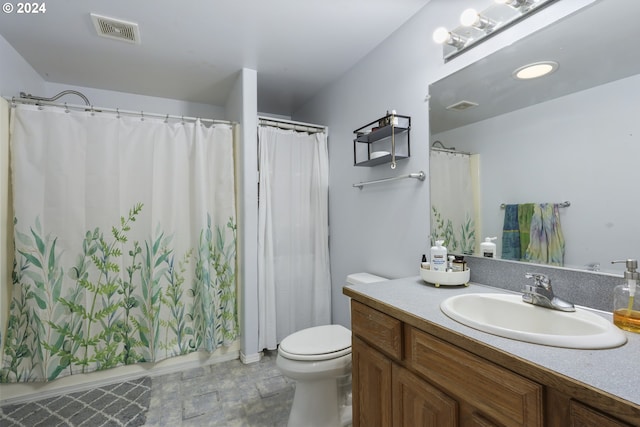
[
  {"xmin": 406, "ymin": 326, "xmax": 543, "ymax": 427},
  {"xmin": 352, "ymin": 336, "xmax": 392, "ymax": 427},
  {"xmin": 392, "ymin": 364, "xmax": 458, "ymax": 427}
]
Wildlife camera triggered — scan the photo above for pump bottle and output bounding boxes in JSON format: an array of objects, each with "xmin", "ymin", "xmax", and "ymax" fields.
[
  {"xmin": 480, "ymin": 237, "xmax": 497, "ymax": 258},
  {"xmin": 612, "ymin": 259, "xmax": 640, "ymax": 333},
  {"xmin": 430, "ymin": 240, "xmax": 448, "ymax": 272}
]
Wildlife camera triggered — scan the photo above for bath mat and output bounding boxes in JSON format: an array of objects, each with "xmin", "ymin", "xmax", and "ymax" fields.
[{"xmin": 0, "ymin": 376, "xmax": 151, "ymax": 426}]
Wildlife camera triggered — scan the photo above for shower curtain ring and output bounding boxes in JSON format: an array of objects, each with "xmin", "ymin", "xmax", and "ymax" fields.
[
  {"xmin": 90, "ymin": 105, "xmax": 95, "ymax": 116},
  {"xmin": 164, "ymin": 114, "xmax": 169, "ymax": 123},
  {"xmin": 64, "ymin": 102, "xmax": 69, "ymax": 113},
  {"xmin": 141, "ymin": 111, "xmax": 145, "ymax": 121},
  {"xmin": 181, "ymin": 115, "xmax": 185, "ymax": 125},
  {"xmin": 116, "ymin": 108, "xmax": 120, "ymax": 118}
]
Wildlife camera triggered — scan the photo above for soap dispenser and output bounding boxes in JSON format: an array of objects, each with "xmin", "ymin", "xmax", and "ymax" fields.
[
  {"xmin": 480, "ymin": 237, "xmax": 497, "ymax": 258},
  {"xmin": 611, "ymin": 259, "xmax": 640, "ymax": 333}
]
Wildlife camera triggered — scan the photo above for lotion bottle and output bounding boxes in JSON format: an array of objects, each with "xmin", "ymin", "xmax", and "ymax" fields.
[
  {"xmin": 612, "ymin": 259, "xmax": 640, "ymax": 333},
  {"xmin": 430, "ymin": 240, "xmax": 447, "ymax": 272},
  {"xmin": 480, "ymin": 237, "xmax": 497, "ymax": 258}
]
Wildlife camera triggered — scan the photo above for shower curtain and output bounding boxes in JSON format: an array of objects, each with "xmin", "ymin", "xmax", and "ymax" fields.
[
  {"xmin": 430, "ymin": 150, "xmax": 478, "ymax": 254},
  {"xmin": 257, "ymin": 126, "xmax": 331, "ymax": 350},
  {"xmin": 0, "ymin": 97, "xmax": 10, "ymax": 373},
  {"xmin": 2, "ymin": 104, "xmax": 238, "ymax": 383}
]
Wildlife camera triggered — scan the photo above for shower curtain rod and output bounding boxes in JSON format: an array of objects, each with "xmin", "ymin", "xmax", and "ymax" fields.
[
  {"xmin": 20, "ymin": 90, "xmax": 91, "ymax": 106},
  {"xmin": 258, "ymin": 116, "xmax": 326, "ymax": 134},
  {"xmin": 5, "ymin": 96, "xmax": 235, "ymax": 126}
]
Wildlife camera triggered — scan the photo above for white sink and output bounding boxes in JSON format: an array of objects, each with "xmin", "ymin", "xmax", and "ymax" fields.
[{"xmin": 440, "ymin": 293, "xmax": 627, "ymax": 349}]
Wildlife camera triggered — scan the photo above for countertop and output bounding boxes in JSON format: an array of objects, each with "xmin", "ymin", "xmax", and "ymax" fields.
[{"xmin": 343, "ymin": 276, "xmax": 640, "ymax": 410}]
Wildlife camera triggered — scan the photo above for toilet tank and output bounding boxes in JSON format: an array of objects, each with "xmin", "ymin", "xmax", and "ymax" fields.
[{"xmin": 346, "ymin": 272, "xmax": 388, "ymax": 285}]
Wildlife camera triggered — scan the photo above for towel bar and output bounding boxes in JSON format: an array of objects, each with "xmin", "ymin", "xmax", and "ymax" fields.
[
  {"xmin": 500, "ymin": 201, "xmax": 571, "ymax": 209},
  {"xmin": 353, "ymin": 171, "xmax": 425, "ymax": 189}
]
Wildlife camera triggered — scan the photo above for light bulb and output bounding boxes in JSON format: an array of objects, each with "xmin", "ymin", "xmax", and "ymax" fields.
[
  {"xmin": 513, "ymin": 61, "xmax": 558, "ymax": 79},
  {"xmin": 460, "ymin": 8, "xmax": 480, "ymax": 27},
  {"xmin": 432, "ymin": 27, "xmax": 450, "ymax": 44}
]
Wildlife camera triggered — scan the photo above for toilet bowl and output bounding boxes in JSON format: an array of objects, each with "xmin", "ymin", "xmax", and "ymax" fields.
[{"xmin": 277, "ymin": 272, "xmax": 388, "ymax": 427}]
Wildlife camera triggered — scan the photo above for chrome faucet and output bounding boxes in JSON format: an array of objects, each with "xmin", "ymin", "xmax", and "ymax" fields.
[{"xmin": 522, "ymin": 273, "xmax": 575, "ymax": 312}]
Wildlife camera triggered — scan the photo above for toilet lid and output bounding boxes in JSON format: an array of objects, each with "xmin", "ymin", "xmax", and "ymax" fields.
[{"xmin": 279, "ymin": 324, "xmax": 351, "ymax": 361}]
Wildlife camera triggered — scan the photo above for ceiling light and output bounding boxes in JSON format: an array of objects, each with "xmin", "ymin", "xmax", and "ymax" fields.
[
  {"xmin": 432, "ymin": 27, "xmax": 468, "ymax": 48},
  {"xmin": 460, "ymin": 8, "xmax": 496, "ymax": 31},
  {"xmin": 513, "ymin": 61, "xmax": 558, "ymax": 79}
]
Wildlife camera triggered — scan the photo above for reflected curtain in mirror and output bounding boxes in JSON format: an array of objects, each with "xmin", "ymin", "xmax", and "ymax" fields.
[{"xmin": 430, "ymin": 149, "xmax": 479, "ymax": 254}]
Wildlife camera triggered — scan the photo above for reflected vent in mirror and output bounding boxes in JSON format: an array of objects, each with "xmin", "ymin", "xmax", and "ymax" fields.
[{"xmin": 446, "ymin": 100, "xmax": 479, "ymax": 111}]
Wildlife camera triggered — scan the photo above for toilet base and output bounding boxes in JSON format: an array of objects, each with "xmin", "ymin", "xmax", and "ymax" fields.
[{"xmin": 288, "ymin": 378, "xmax": 345, "ymax": 427}]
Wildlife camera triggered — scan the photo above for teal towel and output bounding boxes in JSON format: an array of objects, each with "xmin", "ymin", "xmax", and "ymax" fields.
[{"xmin": 502, "ymin": 204, "xmax": 520, "ymax": 260}]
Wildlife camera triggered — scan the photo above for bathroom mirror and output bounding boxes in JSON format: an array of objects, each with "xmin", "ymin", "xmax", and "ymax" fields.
[{"xmin": 428, "ymin": 0, "xmax": 640, "ymax": 274}]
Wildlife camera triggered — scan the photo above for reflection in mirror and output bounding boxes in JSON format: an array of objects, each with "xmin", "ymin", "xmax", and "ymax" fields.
[
  {"xmin": 429, "ymin": 142, "xmax": 479, "ymax": 255},
  {"xmin": 429, "ymin": 0, "xmax": 640, "ymax": 274}
]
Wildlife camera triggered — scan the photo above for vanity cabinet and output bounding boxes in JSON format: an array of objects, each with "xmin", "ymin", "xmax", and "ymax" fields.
[
  {"xmin": 349, "ymin": 299, "xmax": 636, "ymax": 427},
  {"xmin": 353, "ymin": 113, "xmax": 410, "ymax": 167}
]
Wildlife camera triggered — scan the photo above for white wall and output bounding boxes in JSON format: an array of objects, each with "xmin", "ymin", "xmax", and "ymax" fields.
[
  {"xmin": 294, "ymin": 0, "xmax": 595, "ymax": 328},
  {"xmin": 434, "ymin": 73, "xmax": 640, "ymax": 271},
  {"xmin": 225, "ymin": 69, "xmax": 261, "ymax": 362},
  {"xmin": 0, "ymin": 34, "xmax": 46, "ymax": 97}
]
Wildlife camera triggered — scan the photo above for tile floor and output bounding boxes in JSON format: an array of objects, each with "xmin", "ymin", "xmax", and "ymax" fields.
[{"xmin": 144, "ymin": 350, "xmax": 295, "ymax": 426}]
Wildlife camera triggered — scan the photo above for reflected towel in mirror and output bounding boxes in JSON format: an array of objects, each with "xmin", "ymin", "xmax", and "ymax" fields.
[
  {"xmin": 525, "ymin": 203, "xmax": 565, "ymax": 266},
  {"xmin": 502, "ymin": 204, "xmax": 520, "ymax": 260}
]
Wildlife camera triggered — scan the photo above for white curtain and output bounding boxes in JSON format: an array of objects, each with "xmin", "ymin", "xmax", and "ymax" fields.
[
  {"xmin": 257, "ymin": 126, "xmax": 331, "ymax": 350},
  {"xmin": 2, "ymin": 104, "xmax": 237, "ymax": 383},
  {"xmin": 430, "ymin": 150, "xmax": 477, "ymax": 254}
]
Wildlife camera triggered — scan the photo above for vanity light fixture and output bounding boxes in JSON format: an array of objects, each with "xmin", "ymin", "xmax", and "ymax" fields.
[
  {"xmin": 434, "ymin": 0, "xmax": 557, "ymax": 61},
  {"xmin": 460, "ymin": 8, "xmax": 497, "ymax": 32},
  {"xmin": 433, "ymin": 27, "xmax": 468, "ymax": 49},
  {"xmin": 513, "ymin": 61, "xmax": 558, "ymax": 79},
  {"xmin": 495, "ymin": 0, "xmax": 538, "ymax": 11}
]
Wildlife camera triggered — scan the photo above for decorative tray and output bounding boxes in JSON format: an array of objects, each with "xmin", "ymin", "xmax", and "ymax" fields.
[{"xmin": 420, "ymin": 266, "xmax": 470, "ymax": 287}]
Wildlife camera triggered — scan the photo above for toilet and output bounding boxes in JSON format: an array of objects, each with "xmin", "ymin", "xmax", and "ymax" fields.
[{"xmin": 277, "ymin": 273, "xmax": 387, "ymax": 427}]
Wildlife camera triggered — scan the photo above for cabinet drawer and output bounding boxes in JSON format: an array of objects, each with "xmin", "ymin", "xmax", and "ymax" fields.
[
  {"xmin": 569, "ymin": 400, "xmax": 632, "ymax": 427},
  {"xmin": 406, "ymin": 326, "xmax": 543, "ymax": 427},
  {"xmin": 351, "ymin": 300, "xmax": 403, "ymax": 360}
]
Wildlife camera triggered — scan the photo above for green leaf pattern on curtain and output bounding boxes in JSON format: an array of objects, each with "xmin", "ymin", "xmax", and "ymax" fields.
[
  {"xmin": 431, "ymin": 206, "xmax": 476, "ymax": 255},
  {"xmin": 1, "ymin": 205, "xmax": 237, "ymax": 383}
]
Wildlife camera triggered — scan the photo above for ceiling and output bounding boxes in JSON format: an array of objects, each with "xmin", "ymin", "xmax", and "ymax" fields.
[
  {"xmin": 0, "ymin": 0, "xmax": 430, "ymax": 115},
  {"xmin": 429, "ymin": 0, "xmax": 640, "ymax": 134}
]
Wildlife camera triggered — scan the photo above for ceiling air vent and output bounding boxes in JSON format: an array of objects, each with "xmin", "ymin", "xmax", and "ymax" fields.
[
  {"xmin": 90, "ymin": 13, "xmax": 141, "ymax": 44},
  {"xmin": 446, "ymin": 100, "xmax": 479, "ymax": 111}
]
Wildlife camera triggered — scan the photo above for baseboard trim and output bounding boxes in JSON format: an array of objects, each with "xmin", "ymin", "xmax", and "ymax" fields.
[{"xmin": 240, "ymin": 351, "xmax": 262, "ymax": 364}]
